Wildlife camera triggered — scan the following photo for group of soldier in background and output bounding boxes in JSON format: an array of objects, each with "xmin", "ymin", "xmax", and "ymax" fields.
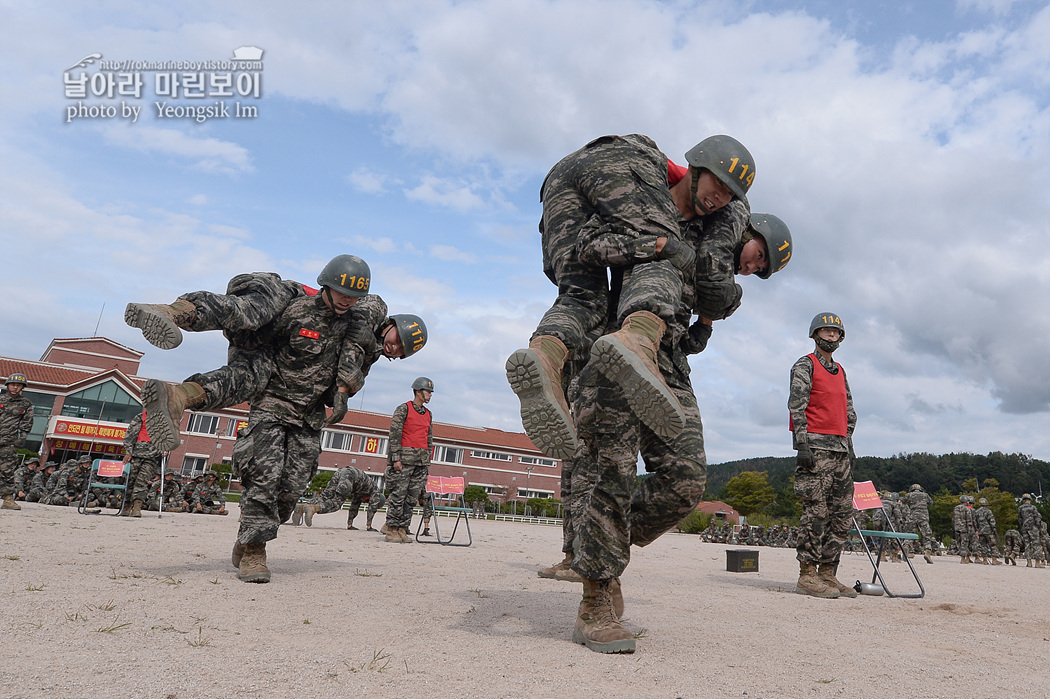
[
  {"xmin": 9, "ymin": 454, "xmax": 228, "ymax": 516},
  {"xmin": 701, "ymin": 521, "xmax": 799, "ymax": 548},
  {"xmin": 949, "ymin": 492, "xmax": 1048, "ymax": 567}
]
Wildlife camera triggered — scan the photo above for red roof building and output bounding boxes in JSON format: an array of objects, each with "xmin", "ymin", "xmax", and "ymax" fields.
[
  {"xmin": 694, "ymin": 500, "xmax": 740, "ymax": 524},
  {"xmin": 2, "ymin": 337, "xmax": 561, "ymax": 503}
]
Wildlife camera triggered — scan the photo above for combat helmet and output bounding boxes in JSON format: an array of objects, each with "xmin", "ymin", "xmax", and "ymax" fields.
[
  {"xmin": 5, "ymin": 373, "xmax": 28, "ymax": 387},
  {"xmin": 747, "ymin": 213, "xmax": 792, "ymax": 279},
  {"xmin": 391, "ymin": 314, "xmax": 428, "ymax": 358},
  {"xmin": 317, "ymin": 254, "xmax": 371, "ymax": 298},
  {"xmin": 809, "ymin": 312, "xmax": 845, "ymax": 340},
  {"xmin": 684, "ymin": 135, "xmax": 755, "ymax": 202},
  {"xmin": 411, "ymin": 377, "xmax": 435, "ymax": 393},
  {"xmin": 959, "ymin": 494, "xmax": 968, "ymax": 503},
  {"xmin": 1022, "ymin": 493, "xmax": 1032, "ymax": 502},
  {"xmin": 978, "ymin": 497, "xmax": 988, "ymax": 506},
  {"xmin": 910, "ymin": 484, "xmax": 923, "ymax": 492}
]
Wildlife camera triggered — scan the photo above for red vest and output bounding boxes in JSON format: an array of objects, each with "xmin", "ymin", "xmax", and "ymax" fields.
[
  {"xmin": 137, "ymin": 410, "xmax": 151, "ymax": 442},
  {"xmin": 401, "ymin": 402, "xmax": 431, "ymax": 449},
  {"xmin": 790, "ymin": 354, "xmax": 848, "ymax": 437}
]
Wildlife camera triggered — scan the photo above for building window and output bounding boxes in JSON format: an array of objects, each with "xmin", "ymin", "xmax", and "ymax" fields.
[
  {"xmin": 518, "ymin": 489, "xmax": 555, "ymax": 499},
  {"xmin": 322, "ymin": 430, "xmax": 354, "ymax": 452},
  {"xmin": 519, "ymin": 456, "xmax": 556, "ymax": 467},
  {"xmin": 180, "ymin": 456, "xmax": 208, "ymax": 477},
  {"xmin": 225, "ymin": 418, "xmax": 246, "ymax": 437},
  {"xmin": 186, "ymin": 413, "xmax": 220, "ymax": 435},
  {"xmin": 60, "ymin": 380, "xmax": 141, "ymax": 424},
  {"xmin": 471, "ymin": 449, "xmax": 512, "ymax": 461},
  {"xmin": 433, "ymin": 446, "xmax": 463, "ymax": 464},
  {"xmin": 355, "ymin": 435, "xmax": 388, "ymax": 455}
]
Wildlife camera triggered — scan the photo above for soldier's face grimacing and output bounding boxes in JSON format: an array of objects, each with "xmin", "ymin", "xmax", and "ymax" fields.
[
  {"xmin": 737, "ymin": 237, "xmax": 769, "ymax": 276},
  {"xmin": 6, "ymin": 382, "xmax": 24, "ymax": 397},
  {"xmin": 382, "ymin": 325, "xmax": 405, "ymax": 358},
  {"xmin": 324, "ymin": 287, "xmax": 358, "ymax": 315},
  {"xmin": 693, "ymin": 169, "xmax": 733, "ymax": 215}
]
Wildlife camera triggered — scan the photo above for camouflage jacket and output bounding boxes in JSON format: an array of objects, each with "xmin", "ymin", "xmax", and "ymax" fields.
[
  {"xmin": 123, "ymin": 412, "xmax": 162, "ymax": 459},
  {"xmin": 953, "ymin": 504, "xmax": 976, "ymax": 534},
  {"xmin": 387, "ymin": 401, "xmax": 433, "ymax": 464},
  {"xmin": 1018, "ymin": 502, "xmax": 1041, "ymax": 533},
  {"xmin": 788, "ymin": 352, "xmax": 856, "ymax": 453},
  {"xmin": 0, "ymin": 391, "xmax": 33, "ymax": 446},
  {"xmin": 321, "ymin": 466, "xmax": 377, "ymax": 506},
  {"xmin": 13, "ymin": 465, "xmax": 36, "ymax": 493},
  {"xmin": 974, "ymin": 506, "xmax": 997, "ymax": 535},
  {"xmin": 193, "ymin": 482, "xmax": 225, "ymax": 506},
  {"xmin": 335, "ymin": 294, "xmax": 391, "ymax": 395},
  {"xmin": 904, "ymin": 490, "xmax": 933, "ymax": 518},
  {"xmin": 251, "ymin": 293, "xmax": 356, "ymax": 430}
]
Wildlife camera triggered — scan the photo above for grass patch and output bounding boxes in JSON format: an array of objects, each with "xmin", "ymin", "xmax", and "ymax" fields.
[
  {"xmin": 353, "ymin": 569, "xmax": 381, "ymax": 578},
  {"xmin": 94, "ymin": 600, "xmax": 117, "ymax": 612},
  {"xmin": 158, "ymin": 575, "xmax": 183, "ymax": 586},
  {"xmin": 3, "ymin": 555, "xmax": 20, "ymax": 561},
  {"xmin": 345, "ymin": 649, "xmax": 391, "ymax": 673},
  {"xmin": 188, "ymin": 625, "xmax": 210, "ymax": 647},
  {"xmin": 469, "ymin": 588, "xmax": 488, "ymax": 598},
  {"xmin": 96, "ymin": 620, "xmax": 132, "ymax": 633},
  {"xmin": 25, "ymin": 583, "xmax": 45, "ymax": 592}
]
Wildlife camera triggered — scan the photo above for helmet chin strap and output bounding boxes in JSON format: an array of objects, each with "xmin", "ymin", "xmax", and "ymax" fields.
[{"xmin": 689, "ymin": 167, "xmax": 712, "ymax": 216}]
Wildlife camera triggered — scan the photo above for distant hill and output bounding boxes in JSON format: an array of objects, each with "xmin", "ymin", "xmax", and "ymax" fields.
[{"xmin": 706, "ymin": 451, "xmax": 1050, "ymax": 499}]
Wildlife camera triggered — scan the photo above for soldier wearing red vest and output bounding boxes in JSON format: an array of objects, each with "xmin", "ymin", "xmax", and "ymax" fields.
[
  {"xmin": 789, "ymin": 312, "xmax": 857, "ymax": 599},
  {"xmin": 382, "ymin": 377, "xmax": 434, "ymax": 543},
  {"xmin": 121, "ymin": 409, "xmax": 163, "ymax": 517}
]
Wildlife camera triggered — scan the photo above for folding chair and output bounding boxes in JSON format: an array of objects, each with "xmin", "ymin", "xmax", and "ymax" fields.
[
  {"xmin": 850, "ymin": 481, "xmax": 925, "ymax": 598},
  {"xmin": 415, "ymin": 476, "xmax": 472, "ymax": 546},
  {"xmin": 78, "ymin": 459, "xmax": 131, "ymax": 515}
]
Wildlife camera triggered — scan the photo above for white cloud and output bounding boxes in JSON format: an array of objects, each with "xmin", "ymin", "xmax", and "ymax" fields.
[
  {"xmin": 101, "ymin": 125, "xmax": 253, "ymax": 174},
  {"xmin": 404, "ymin": 175, "xmax": 486, "ymax": 211},
  {"xmin": 429, "ymin": 244, "xmax": 477, "ymax": 264},
  {"xmin": 346, "ymin": 167, "xmax": 397, "ymax": 194}
]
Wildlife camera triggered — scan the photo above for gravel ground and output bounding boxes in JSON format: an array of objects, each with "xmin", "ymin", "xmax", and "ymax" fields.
[{"xmin": 1, "ymin": 502, "xmax": 1047, "ymax": 698}]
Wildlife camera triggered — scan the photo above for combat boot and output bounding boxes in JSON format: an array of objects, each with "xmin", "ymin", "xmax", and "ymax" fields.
[
  {"xmin": 818, "ymin": 563, "xmax": 858, "ymax": 598},
  {"xmin": 977, "ymin": 555, "xmax": 988, "ymax": 565},
  {"xmin": 960, "ymin": 555, "xmax": 971, "ymax": 564},
  {"xmin": 303, "ymin": 504, "xmax": 317, "ymax": 527},
  {"xmin": 2, "ymin": 494, "xmax": 21, "ymax": 510},
  {"xmin": 923, "ymin": 550, "xmax": 933, "ymax": 564},
  {"xmin": 538, "ymin": 552, "xmax": 574, "ymax": 579},
  {"xmin": 1037, "ymin": 560, "xmax": 1046, "ymax": 569},
  {"xmin": 129, "ymin": 499, "xmax": 144, "ymax": 518},
  {"xmin": 590, "ymin": 311, "xmax": 685, "ymax": 439},
  {"xmin": 505, "ymin": 335, "xmax": 576, "ymax": 460},
  {"xmin": 141, "ymin": 379, "xmax": 206, "ymax": 452},
  {"xmin": 1026, "ymin": 559, "xmax": 1034, "ymax": 567},
  {"xmin": 795, "ymin": 562, "xmax": 839, "ymax": 599},
  {"xmin": 231, "ymin": 540, "xmax": 246, "ymax": 568},
  {"xmin": 291, "ymin": 503, "xmax": 303, "ymax": 526},
  {"xmin": 991, "ymin": 557, "xmax": 1002, "ymax": 565},
  {"xmin": 124, "ymin": 299, "xmax": 197, "ymax": 350},
  {"xmin": 399, "ymin": 527, "xmax": 413, "ymax": 543},
  {"xmin": 237, "ymin": 543, "xmax": 270, "ymax": 583},
  {"xmin": 384, "ymin": 527, "xmax": 402, "ymax": 543},
  {"xmin": 572, "ymin": 578, "xmax": 635, "ymax": 654}
]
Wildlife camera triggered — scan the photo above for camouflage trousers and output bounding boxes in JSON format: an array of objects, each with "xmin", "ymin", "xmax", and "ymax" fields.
[
  {"xmin": 0, "ymin": 444, "xmax": 17, "ymax": 497},
  {"xmin": 953, "ymin": 528, "xmax": 975, "ymax": 557},
  {"xmin": 976, "ymin": 532, "xmax": 1001, "ymax": 558},
  {"xmin": 569, "ymin": 362, "xmax": 706, "ymax": 581},
  {"xmin": 1004, "ymin": 533, "xmax": 1023, "ymax": 557},
  {"xmin": 794, "ymin": 449, "xmax": 853, "ymax": 566},
  {"xmin": 534, "ymin": 141, "xmax": 683, "ymax": 355},
  {"xmin": 126, "ymin": 455, "xmax": 160, "ymax": 503},
  {"xmin": 384, "ymin": 452, "xmax": 430, "ymax": 529},
  {"xmin": 1022, "ymin": 526, "xmax": 1044, "ymax": 561},
  {"xmin": 26, "ymin": 486, "xmax": 47, "ymax": 502},
  {"xmin": 235, "ymin": 420, "xmax": 321, "ymax": 545},
  {"xmin": 910, "ymin": 514, "xmax": 937, "ymax": 552}
]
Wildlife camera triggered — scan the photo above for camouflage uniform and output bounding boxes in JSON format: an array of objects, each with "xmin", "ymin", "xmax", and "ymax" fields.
[
  {"xmin": 0, "ymin": 389, "xmax": 34, "ymax": 498},
  {"xmin": 1018, "ymin": 500, "xmax": 1044, "ymax": 562},
  {"xmin": 122, "ymin": 412, "xmax": 162, "ymax": 505},
  {"xmin": 974, "ymin": 505, "xmax": 1000, "ymax": 559},
  {"xmin": 952, "ymin": 503, "xmax": 976, "ymax": 558},
  {"xmin": 232, "ymin": 293, "xmax": 355, "ymax": 546},
  {"xmin": 45, "ymin": 461, "xmax": 88, "ymax": 506},
  {"xmin": 788, "ymin": 352, "xmax": 857, "ymax": 566},
  {"xmin": 42, "ymin": 462, "xmax": 73, "ymax": 504},
  {"xmin": 146, "ymin": 474, "xmax": 184, "ymax": 511},
  {"xmin": 1004, "ymin": 528, "xmax": 1023, "ymax": 560},
  {"xmin": 193, "ymin": 479, "xmax": 227, "ymax": 514},
  {"xmin": 304, "ymin": 466, "xmax": 377, "ymax": 518},
  {"xmin": 13, "ymin": 460, "xmax": 37, "ymax": 500},
  {"xmin": 904, "ymin": 489, "xmax": 936, "ymax": 553},
  {"xmin": 383, "ymin": 401, "xmax": 433, "ymax": 531},
  {"xmin": 26, "ymin": 465, "xmax": 54, "ymax": 502}
]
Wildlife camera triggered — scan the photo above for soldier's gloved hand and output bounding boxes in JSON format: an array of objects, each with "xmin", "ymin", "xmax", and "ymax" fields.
[
  {"xmin": 327, "ymin": 390, "xmax": 349, "ymax": 425},
  {"xmin": 679, "ymin": 319, "xmax": 712, "ymax": 355},
  {"xmin": 658, "ymin": 237, "xmax": 696, "ymax": 272},
  {"xmin": 796, "ymin": 444, "xmax": 815, "ymax": 469}
]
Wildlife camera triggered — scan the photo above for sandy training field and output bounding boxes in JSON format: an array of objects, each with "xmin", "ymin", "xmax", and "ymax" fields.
[{"xmin": 1, "ymin": 503, "xmax": 1047, "ymax": 698}]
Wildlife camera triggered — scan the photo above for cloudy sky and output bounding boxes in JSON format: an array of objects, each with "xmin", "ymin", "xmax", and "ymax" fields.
[{"xmin": 1, "ymin": 0, "xmax": 1048, "ymax": 464}]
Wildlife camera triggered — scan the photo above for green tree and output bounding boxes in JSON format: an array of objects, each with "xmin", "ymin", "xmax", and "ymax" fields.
[
  {"xmin": 676, "ymin": 509, "xmax": 711, "ymax": 534},
  {"xmin": 724, "ymin": 471, "xmax": 777, "ymax": 517},
  {"xmin": 463, "ymin": 485, "xmax": 489, "ymax": 506},
  {"xmin": 210, "ymin": 462, "xmax": 233, "ymax": 490},
  {"xmin": 308, "ymin": 470, "xmax": 333, "ymax": 495}
]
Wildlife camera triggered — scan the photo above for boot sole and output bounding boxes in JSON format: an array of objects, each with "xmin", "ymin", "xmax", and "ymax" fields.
[
  {"xmin": 590, "ymin": 335, "xmax": 685, "ymax": 439},
  {"xmin": 141, "ymin": 379, "xmax": 181, "ymax": 452},
  {"xmin": 237, "ymin": 571, "xmax": 271, "ymax": 583},
  {"xmin": 505, "ymin": 349, "xmax": 577, "ymax": 460},
  {"xmin": 572, "ymin": 628, "xmax": 635, "ymax": 654},
  {"xmin": 125, "ymin": 303, "xmax": 183, "ymax": 350},
  {"xmin": 795, "ymin": 586, "xmax": 839, "ymax": 599}
]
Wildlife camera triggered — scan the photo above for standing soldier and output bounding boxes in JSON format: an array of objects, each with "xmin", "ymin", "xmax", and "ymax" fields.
[
  {"xmin": 789, "ymin": 313, "xmax": 858, "ymax": 599},
  {"xmin": 1017, "ymin": 493, "xmax": 1044, "ymax": 568},
  {"xmin": 974, "ymin": 497, "xmax": 1002, "ymax": 565},
  {"xmin": 905, "ymin": 484, "xmax": 936, "ymax": 561},
  {"xmin": 121, "ymin": 409, "xmax": 163, "ymax": 517},
  {"xmin": 296, "ymin": 465, "xmax": 382, "ymax": 528},
  {"xmin": 1, "ymin": 373, "xmax": 34, "ymax": 511},
  {"xmin": 953, "ymin": 495, "xmax": 977, "ymax": 564},
  {"xmin": 1003, "ymin": 528, "xmax": 1023, "ymax": 565},
  {"xmin": 382, "ymin": 378, "xmax": 434, "ymax": 543}
]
